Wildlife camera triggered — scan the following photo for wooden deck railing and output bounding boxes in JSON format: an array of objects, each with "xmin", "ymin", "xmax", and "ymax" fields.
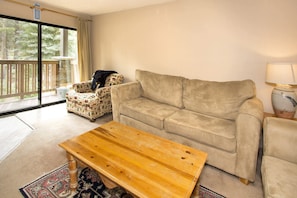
[{"xmin": 0, "ymin": 60, "xmax": 61, "ymax": 100}]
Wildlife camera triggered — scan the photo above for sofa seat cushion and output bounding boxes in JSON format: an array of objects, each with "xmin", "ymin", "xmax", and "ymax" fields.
[
  {"xmin": 261, "ymin": 156, "xmax": 297, "ymax": 198},
  {"xmin": 164, "ymin": 109, "xmax": 236, "ymax": 152},
  {"xmin": 119, "ymin": 97, "xmax": 179, "ymax": 130},
  {"xmin": 66, "ymin": 91, "xmax": 98, "ymax": 107}
]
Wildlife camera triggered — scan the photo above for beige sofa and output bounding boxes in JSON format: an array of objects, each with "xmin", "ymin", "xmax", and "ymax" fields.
[
  {"xmin": 111, "ymin": 70, "xmax": 263, "ymax": 183},
  {"xmin": 261, "ymin": 117, "xmax": 297, "ymax": 198}
]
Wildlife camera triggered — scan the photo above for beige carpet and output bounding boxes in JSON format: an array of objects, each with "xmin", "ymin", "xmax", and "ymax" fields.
[{"xmin": 0, "ymin": 103, "xmax": 264, "ymax": 198}]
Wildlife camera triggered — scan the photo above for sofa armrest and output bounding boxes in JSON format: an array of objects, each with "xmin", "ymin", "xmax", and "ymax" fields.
[
  {"xmin": 73, "ymin": 81, "xmax": 93, "ymax": 93},
  {"xmin": 238, "ymin": 97, "xmax": 264, "ymax": 121},
  {"xmin": 263, "ymin": 117, "xmax": 297, "ymax": 164},
  {"xmin": 111, "ymin": 82, "xmax": 142, "ymax": 121},
  {"xmin": 235, "ymin": 97, "xmax": 264, "ymax": 182}
]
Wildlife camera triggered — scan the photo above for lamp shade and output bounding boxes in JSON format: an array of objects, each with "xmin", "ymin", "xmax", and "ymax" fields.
[{"xmin": 266, "ymin": 63, "xmax": 297, "ymax": 85}]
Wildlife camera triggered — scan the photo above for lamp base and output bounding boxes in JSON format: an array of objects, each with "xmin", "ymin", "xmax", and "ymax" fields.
[
  {"xmin": 271, "ymin": 87, "xmax": 297, "ymax": 119},
  {"xmin": 273, "ymin": 109, "xmax": 296, "ymax": 119}
]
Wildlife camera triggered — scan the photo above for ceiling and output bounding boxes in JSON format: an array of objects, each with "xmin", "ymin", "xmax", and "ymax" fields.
[{"xmin": 34, "ymin": 0, "xmax": 175, "ymax": 16}]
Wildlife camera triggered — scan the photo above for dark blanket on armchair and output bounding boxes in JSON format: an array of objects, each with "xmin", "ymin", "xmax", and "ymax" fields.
[{"xmin": 91, "ymin": 70, "xmax": 117, "ymax": 90}]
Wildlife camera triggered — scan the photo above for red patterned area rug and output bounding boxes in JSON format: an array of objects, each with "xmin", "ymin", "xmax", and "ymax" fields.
[{"xmin": 19, "ymin": 164, "xmax": 225, "ymax": 198}]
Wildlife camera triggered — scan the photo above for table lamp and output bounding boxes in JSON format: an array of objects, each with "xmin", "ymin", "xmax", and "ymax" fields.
[{"xmin": 266, "ymin": 63, "xmax": 297, "ymax": 119}]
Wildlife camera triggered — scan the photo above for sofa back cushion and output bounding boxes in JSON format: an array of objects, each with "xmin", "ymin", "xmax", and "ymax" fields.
[
  {"xmin": 183, "ymin": 79, "xmax": 255, "ymax": 120},
  {"xmin": 135, "ymin": 70, "xmax": 184, "ymax": 108}
]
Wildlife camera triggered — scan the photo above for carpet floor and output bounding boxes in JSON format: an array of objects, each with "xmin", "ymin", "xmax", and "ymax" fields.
[
  {"xmin": 0, "ymin": 115, "xmax": 33, "ymax": 163},
  {"xmin": 0, "ymin": 103, "xmax": 264, "ymax": 197}
]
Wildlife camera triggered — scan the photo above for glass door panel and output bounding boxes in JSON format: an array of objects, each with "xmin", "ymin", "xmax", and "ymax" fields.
[
  {"xmin": 0, "ymin": 17, "xmax": 39, "ymax": 114},
  {"xmin": 41, "ymin": 25, "xmax": 77, "ymax": 105}
]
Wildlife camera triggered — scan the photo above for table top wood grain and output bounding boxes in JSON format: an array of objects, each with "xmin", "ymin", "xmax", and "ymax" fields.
[{"xmin": 59, "ymin": 121, "xmax": 207, "ymax": 198}]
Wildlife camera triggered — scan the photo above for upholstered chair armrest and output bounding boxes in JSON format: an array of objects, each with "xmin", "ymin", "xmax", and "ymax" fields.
[
  {"xmin": 72, "ymin": 81, "xmax": 93, "ymax": 93},
  {"xmin": 263, "ymin": 117, "xmax": 297, "ymax": 164},
  {"xmin": 111, "ymin": 82, "xmax": 143, "ymax": 122},
  {"xmin": 95, "ymin": 86, "xmax": 111, "ymax": 98},
  {"xmin": 235, "ymin": 97, "xmax": 264, "ymax": 182}
]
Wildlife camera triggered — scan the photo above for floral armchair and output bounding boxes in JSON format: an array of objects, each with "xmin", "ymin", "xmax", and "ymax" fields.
[{"xmin": 66, "ymin": 73, "xmax": 124, "ymax": 121}]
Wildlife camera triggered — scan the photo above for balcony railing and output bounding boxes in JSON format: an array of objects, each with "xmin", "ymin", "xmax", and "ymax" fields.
[{"xmin": 0, "ymin": 60, "xmax": 65, "ymax": 100}]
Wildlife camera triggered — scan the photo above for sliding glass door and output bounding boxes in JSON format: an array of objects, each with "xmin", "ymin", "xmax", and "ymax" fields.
[
  {"xmin": 41, "ymin": 25, "xmax": 77, "ymax": 105},
  {"xmin": 0, "ymin": 16, "xmax": 77, "ymax": 114}
]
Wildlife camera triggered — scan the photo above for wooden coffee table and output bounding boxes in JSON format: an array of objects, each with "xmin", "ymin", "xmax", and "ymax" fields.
[{"xmin": 59, "ymin": 121, "xmax": 207, "ymax": 197}]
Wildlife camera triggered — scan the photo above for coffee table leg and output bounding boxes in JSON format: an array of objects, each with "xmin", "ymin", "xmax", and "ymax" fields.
[
  {"xmin": 67, "ymin": 153, "xmax": 78, "ymax": 192},
  {"xmin": 191, "ymin": 183, "xmax": 200, "ymax": 198}
]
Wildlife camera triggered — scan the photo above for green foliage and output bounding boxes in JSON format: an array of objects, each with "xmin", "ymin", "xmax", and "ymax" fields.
[
  {"xmin": 16, "ymin": 22, "xmax": 38, "ymax": 59},
  {"xmin": 68, "ymin": 29, "xmax": 77, "ymax": 58},
  {"xmin": 0, "ymin": 17, "xmax": 77, "ymax": 60},
  {"xmin": 0, "ymin": 18, "xmax": 22, "ymax": 59},
  {"xmin": 42, "ymin": 25, "xmax": 60, "ymax": 59}
]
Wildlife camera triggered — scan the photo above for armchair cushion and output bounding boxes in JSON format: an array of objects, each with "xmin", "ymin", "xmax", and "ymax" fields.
[
  {"xmin": 262, "ymin": 156, "xmax": 297, "ymax": 198},
  {"xmin": 66, "ymin": 92, "xmax": 97, "ymax": 106},
  {"xmin": 261, "ymin": 117, "xmax": 297, "ymax": 198},
  {"xmin": 263, "ymin": 117, "xmax": 297, "ymax": 164}
]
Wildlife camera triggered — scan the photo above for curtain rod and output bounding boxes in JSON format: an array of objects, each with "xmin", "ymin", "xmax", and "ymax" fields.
[{"xmin": 4, "ymin": 0, "xmax": 92, "ymax": 21}]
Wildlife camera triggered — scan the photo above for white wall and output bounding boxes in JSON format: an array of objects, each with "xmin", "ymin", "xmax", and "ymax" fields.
[{"xmin": 92, "ymin": 0, "xmax": 297, "ymax": 116}]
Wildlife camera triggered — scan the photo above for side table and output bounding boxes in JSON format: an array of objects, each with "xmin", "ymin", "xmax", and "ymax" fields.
[{"xmin": 263, "ymin": 112, "xmax": 297, "ymax": 121}]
